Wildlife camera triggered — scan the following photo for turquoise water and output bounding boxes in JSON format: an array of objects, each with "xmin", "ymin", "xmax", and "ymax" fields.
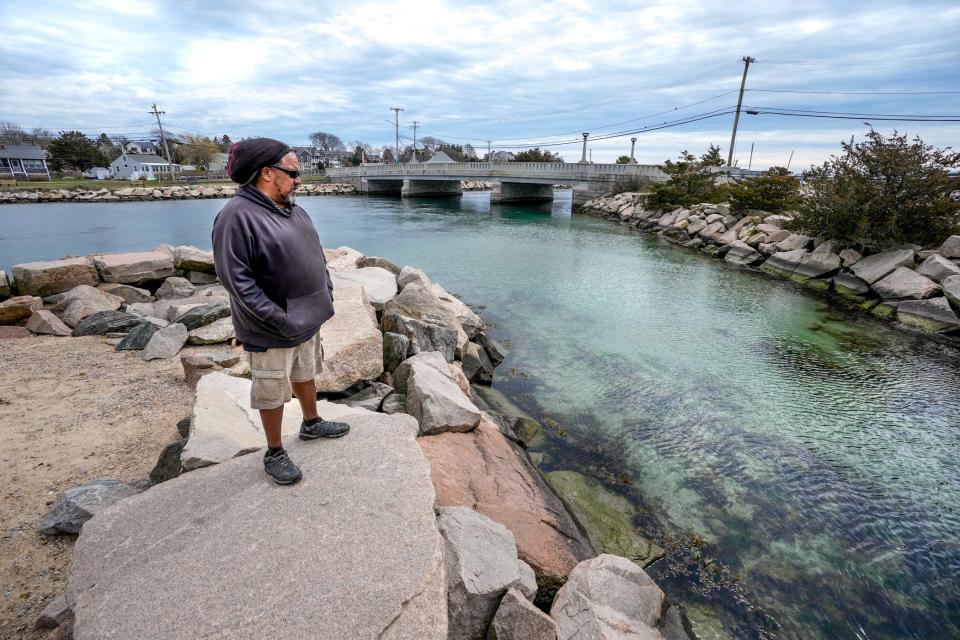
[{"xmin": 2, "ymin": 193, "xmax": 959, "ymax": 638}]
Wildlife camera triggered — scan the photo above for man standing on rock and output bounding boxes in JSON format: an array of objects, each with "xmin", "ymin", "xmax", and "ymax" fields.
[{"xmin": 212, "ymin": 138, "xmax": 349, "ymax": 485}]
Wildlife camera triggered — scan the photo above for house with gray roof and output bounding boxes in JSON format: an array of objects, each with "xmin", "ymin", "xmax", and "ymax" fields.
[
  {"xmin": 0, "ymin": 144, "xmax": 51, "ymax": 180},
  {"xmin": 109, "ymin": 153, "xmax": 179, "ymax": 179}
]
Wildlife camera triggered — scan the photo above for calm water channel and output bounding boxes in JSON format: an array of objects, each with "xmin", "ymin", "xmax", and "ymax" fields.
[{"xmin": 2, "ymin": 192, "xmax": 959, "ymax": 639}]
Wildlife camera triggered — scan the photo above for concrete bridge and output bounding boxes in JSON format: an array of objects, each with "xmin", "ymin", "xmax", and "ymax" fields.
[{"xmin": 325, "ymin": 162, "xmax": 667, "ymax": 205}]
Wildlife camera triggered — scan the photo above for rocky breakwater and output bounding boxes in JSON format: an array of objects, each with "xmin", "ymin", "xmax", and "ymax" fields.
[
  {"xmin": 0, "ymin": 182, "xmax": 357, "ymax": 204},
  {"xmin": 462, "ymin": 181, "xmax": 493, "ymax": 191},
  {"xmin": 580, "ymin": 192, "xmax": 960, "ymax": 342},
  {"xmin": 37, "ymin": 248, "xmax": 693, "ymax": 639}
]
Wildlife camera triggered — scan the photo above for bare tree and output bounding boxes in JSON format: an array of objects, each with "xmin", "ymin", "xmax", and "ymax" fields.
[
  {"xmin": 0, "ymin": 121, "xmax": 25, "ymax": 144},
  {"xmin": 309, "ymin": 132, "xmax": 344, "ymax": 153},
  {"xmin": 463, "ymin": 143, "xmax": 477, "ymax": 160}
]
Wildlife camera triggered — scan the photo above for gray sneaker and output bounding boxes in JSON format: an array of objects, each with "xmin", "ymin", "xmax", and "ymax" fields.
[
  {"xmin": 263, "ymin": 449, "xmax": 302, "ymax": 485},
  {"xmin": 299, "ymin": 418, "xmax": 350, "ymax": 440}
]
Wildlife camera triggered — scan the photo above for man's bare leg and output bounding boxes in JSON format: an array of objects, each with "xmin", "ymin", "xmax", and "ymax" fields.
[
  {"xmin": 291, "ymin": 379, "xmax": 318, "ymax": 421},
  {"xmin": 260, "ymin": 406, "xmax": 284, "ymax": 448}
]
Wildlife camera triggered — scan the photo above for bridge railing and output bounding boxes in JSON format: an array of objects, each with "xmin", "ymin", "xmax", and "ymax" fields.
[{"xmin": 326, "ymin": 162, "xmax": 666, "ymax": 181}]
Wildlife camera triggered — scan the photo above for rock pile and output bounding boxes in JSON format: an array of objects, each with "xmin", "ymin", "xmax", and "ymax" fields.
[
  {"xmin": 0, "ymin": 182, "xmax": 358, "ymax": 204},
  {"xmin": 580, "ymin": 193, "xmax": 960, "ymax": 338},
  {"xmin": 462, "ymin": 181, "xmax": 493, "ymax": 191}
]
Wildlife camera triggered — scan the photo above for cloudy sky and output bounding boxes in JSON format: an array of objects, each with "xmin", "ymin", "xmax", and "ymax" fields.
[{"xmin": 1, "ymin": 0, "xmax": 958, "ymax": 168}]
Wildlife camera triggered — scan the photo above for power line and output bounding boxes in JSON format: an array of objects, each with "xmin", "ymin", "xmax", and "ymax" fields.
[
  {"xmin": 749, "ymin": 88, "xmax": 960, "ymax": 96},
  {"xmin": 743, "ymin": 105, "xmax": 960, "ymax": 118}
]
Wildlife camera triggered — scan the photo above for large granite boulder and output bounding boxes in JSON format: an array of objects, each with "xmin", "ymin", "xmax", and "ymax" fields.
[
  {"xmin": 437, "ymin": 506, "xmax": 521, "ymax": 640},
  {"xmin": 142, "ymin": 323, "xmax": 189, "ymax": 360},
  {"xmin": 723, "ymin": 241, "xmax": 763, "ymax": 267},
  {"xmin": 0, "ymin": 295, "xmax": 43, "ymax": 325},
  {"xmin": 792, "ymin": 250, "xmax": 842, "ymax": 281},
  {"xmin": 939, "ymin": 235, "xmax": 960, "ymax": 259},
  {"xmin": 383, "ymin": 331, "xmax": 411, "ymax": 373},
  {"xmin": 488, "ymin": 588, "xmax": 557, "ymax": 640},
  {"xmin": 93, "ymin": 250, "xmax": 176, "ymax": 284},
  {"xmin": 0, "ymin": 270, "xmax": 8, "ymax": 298},
  {"xmin": 405, "ymin": 354, "xmax": 482, "ymax": 435},
  {"xmin": 398, "ymin": 265, "xmax": 432, "ymax": 289},
  {"xmin": 551, "ymin": 554, "xmax": 666, "ymax": 640},
  {"xmin": 774, "ymin": 233, "xmax": 811, "ymax": 252},
  {"xmin": 331, "ymin": 267, "xmax": 398, "ymax": 309},
  {"xmin": 11, "ymin": 256, "xmax": 99, "ymax": 297},
  {"xmin": 381, "ymin": 311, "xmax": 458, "ymax": 363},
  {"xmin": 432, "ymin": 283, "xmax": 485, "ymax": 338},
  {"xmin": 323, "ymin": 245, "xmax": 363, "ymax": 272},
  {"xmin": 181, "ymin": 372, "xmax": 367, "ymax": 470},
  {"xmin": 916, "ymin": 254, "xmax": 960, "ymax": 283},
  {"xmin": 871, "ymin": 267, "xmax": 940, "ymax": 300},
  {"xmin": 944, "ymin": 275, "xmax": 960, "ymax": 312},
  {"xmin": 97, "ymin": 283, "xmax": 152, "ymax": 304},
  {"xmin": 356, "ymin": 255, "xmax": 402, "ymax": 275},
  {"xmin": 393, "ymin": 351, "xmax": 451, "ymax": 393},
  {"xmin": 155, "ymin": 276, "xmax": 195, "ymax": 300},
  {"xmin": 759, "ymin": 248, "xmax": 807, "ymax": 278},
  {"xmin": 26, "ymin": 309, "xmax": 72, "ymax": 336},
  {"xmin": 896, "ymin": 298, "xmax": 960, "ymax": 333},
  {"xmin": 850, "ymin": 249, "xmax": 915, "ymax": 285},
  {"xmin": 315, "ymin": 283, "xmax": 384, "ymax": 392},
  {"xmin": 53, "ymin": 285, "xmax": 125, "ymax": 327},
  {"xmin": 173, "ymin": 245, "xmax": 216, "ymax": 273},
  {"xmin": 68, "ymin": 410, "xmax": 447, "ymax": 640},
  {"xmin": 40, "ymin": 479, "xmax": 138, "ymax": 535},
  {"xmin": 462, "ymin": 341, "xmax": 494, "ymax": 384},
  {"xmin": 419, "ymin": 420, "xmax": 594, "ymax": 604},
  {"xmin": 832, "ymin": 273, "xmax": 872, "ymax": 299}
]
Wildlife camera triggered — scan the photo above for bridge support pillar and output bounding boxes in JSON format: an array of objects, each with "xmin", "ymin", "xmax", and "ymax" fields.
[
  {"xmin": 401, "ymin": 179, "xmax": 463, "ymax": 197},
  {"xmin": 571, "ymin": 180, "xmax": 617, "ymax": 208},
  {"xmin": 490, "ymin": 182, "xmax": 554, "ymax": 204},
  {"xmin": 362, "ymin": 179, "xmax": 403, "ymax": 195}
]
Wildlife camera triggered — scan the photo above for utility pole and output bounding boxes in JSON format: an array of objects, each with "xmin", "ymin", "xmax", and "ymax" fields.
[
  {"xmin": 487, "ymin": 140, "xmax": 492, "ymax": 162},
  {"xmin": 748, "ymin": 142, "xmax": 755, "ymax": 171},
  {"xmin": 410, "ymin": 120, "xmax": 419, "ymax": 158},
  {"xmin": 390, "ymin": 107, "xmax": 403, "ymax": 163},
  {"xmin": 148, "ymin": 103, "xmax": 175, "ymax": 180},
  {"xmin": 727, "ymin": 56, "xmax": 755, "ymax": 168},
  {"xmin": 786, "ymin": 149, "xmax": 795, "ymax": 171}
]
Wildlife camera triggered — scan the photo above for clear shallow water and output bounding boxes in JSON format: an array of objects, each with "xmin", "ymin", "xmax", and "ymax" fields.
[{"xmin": 2, "ymin": 193, "xmax": 959, "ymax": 638}]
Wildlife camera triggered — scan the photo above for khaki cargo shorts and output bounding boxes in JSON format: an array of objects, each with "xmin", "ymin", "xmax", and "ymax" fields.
[{"xmin": 248, "ymin": 333, "xmax": 324, "ymax": 410}]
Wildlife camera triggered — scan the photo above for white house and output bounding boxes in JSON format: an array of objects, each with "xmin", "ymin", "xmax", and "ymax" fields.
[
  {"xmin": 109, "ymin": 153, "xmax": 179, "ymax": 180},
  {"xmin": 208, "ymin": 152, "xmax": 229, "ymax": 176},
  {"xmin": 82, "ymin": 167, "xmax": 112, "ymax": 180}
]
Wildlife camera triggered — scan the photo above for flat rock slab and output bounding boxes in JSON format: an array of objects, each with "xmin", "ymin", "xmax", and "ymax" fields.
[
  {"xmin": 26, "ymin": 309, "xmax": 72, "ymax": 336},
  {"xmin": 67, "ymin": 410, "xmax": 447, "ymax": 640},
  {"xmin": 331, "ymin": 267, "xmax": 398, "ymax": 308},
  {"xmin": 897, "ymin": 297, "xmax": 960, "ymax": 333},
  {"xmin": 871, "ymin": 267, "xmax": 940, "ymax": 300},
  {"xmin": 850, "ymin": 249, "xmax": 915, "ymax": 285},
  {"xmin": 93, "ymin": 250, "xmax": 175, "ymax": 284},
  {"xmin": 0, "ymin": 295, "xmax": 43, "ymax": 325},
  {"xmin": 315, "ymin": 282, "xmax": 384, "ymax": 392},
  {"xmin": 12, "ymin": 256, "xmax": 99, "ymax": 297},
  {"xmin": 181, "ymin": 372, "xmax": 368, "ymax": 470}
]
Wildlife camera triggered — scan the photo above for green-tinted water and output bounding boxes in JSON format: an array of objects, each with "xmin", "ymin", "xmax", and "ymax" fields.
[{"xmin": 2, "ymin": 192, "xmax": 958, "ymax": 638}]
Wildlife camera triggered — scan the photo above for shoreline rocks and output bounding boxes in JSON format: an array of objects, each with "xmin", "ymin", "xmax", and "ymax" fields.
[
  {"xmin": 579, "ymin": 194, "xmax": 960, "ymax": 342},
  {"xmin": 0, "ymin": 182, "xmax": 358, "ymax": 205}
]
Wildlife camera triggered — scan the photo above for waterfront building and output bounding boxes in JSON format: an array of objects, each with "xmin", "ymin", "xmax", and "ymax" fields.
[{"xmin": 0, "ymin": 144, "xmax": 51, "ymax": 181}]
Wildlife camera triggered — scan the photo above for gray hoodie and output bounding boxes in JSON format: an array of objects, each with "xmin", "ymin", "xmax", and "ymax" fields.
[{"xmin": 212, "ymin": 185, "xmax": 334, "ymax": 349}]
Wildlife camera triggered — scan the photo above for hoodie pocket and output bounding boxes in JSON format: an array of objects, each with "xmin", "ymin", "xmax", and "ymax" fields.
[{"xmin": 283, "ymin": 289, "xmax": 334, "ymax": 337}]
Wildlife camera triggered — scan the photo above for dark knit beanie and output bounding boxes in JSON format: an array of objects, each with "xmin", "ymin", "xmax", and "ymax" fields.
[{"xmin": 227, "ymin": 138, "xmax": 292, "ymax": 184}]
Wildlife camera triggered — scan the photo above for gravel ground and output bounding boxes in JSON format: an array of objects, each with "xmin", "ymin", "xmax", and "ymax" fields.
[{"xmin": 0, "ymin": 334, "xmax": 242, "ymax": 639}]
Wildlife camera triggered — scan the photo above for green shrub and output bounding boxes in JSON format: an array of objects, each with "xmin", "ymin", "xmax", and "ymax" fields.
[
  {"xmin": 794, "ymin": 130, "xmax": 960, "ymax": 248},
  {"xmin": 645, "ymin": 149, "xmax": 725, "ymax": 211},
  {"xmin": 727, "ymin": 167, "xmax": 800, "ymax": 213}
]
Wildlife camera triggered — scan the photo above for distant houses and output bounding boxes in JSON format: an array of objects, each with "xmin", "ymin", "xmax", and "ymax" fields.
[
  {"xmin": 0, "ymin": 144, "xmax": 51, "ymax": 180},
  {"xmin": 109, "ymin": 152, "xmax": 179, "ymax": 180}
]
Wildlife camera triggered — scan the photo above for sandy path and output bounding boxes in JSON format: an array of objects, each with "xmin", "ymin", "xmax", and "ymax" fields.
[{"xmin": 0, "ymin": 335, "xmax": 241, "ymax": 638}]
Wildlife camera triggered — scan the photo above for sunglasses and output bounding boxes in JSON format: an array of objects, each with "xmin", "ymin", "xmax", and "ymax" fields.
[{"xmin": 268, "ymin": 165, "xmax": 300, "ymax": 179}]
